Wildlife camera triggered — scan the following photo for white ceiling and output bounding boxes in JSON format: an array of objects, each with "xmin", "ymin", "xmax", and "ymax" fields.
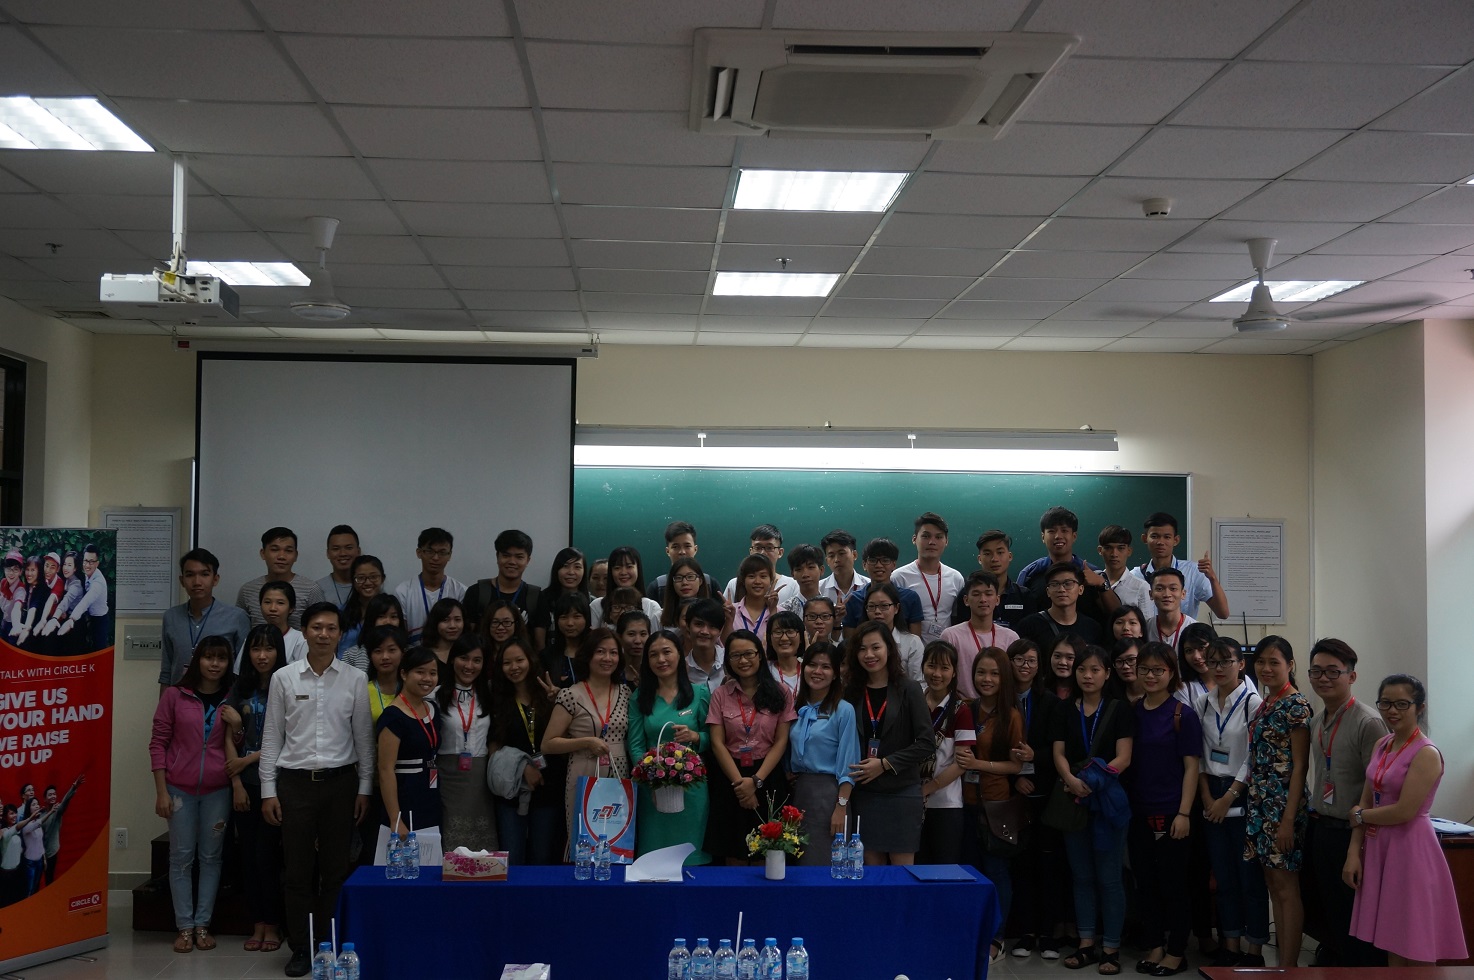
[{"xmin": 2, "ymin": 0, "xmax": 1474, "ymax": 354}]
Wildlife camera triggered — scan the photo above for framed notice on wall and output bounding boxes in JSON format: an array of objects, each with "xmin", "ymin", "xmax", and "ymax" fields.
[
  {"xmin": 99, "ymin": 507, "xmax": 181, "ymax": 616},
  {"xmin": 1211, "ymin": 518, "xmax": 1285, "ymax": 624}
]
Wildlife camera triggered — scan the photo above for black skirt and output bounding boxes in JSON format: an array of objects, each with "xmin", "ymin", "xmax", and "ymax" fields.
[{"xmin": 704, "ymin": 761, "xmax": 790, "ymax": 860}]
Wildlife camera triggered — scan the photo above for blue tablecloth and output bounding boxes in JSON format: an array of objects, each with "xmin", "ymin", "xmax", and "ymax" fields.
[{"xmin": 340, "ymin": 864, "xmax": 1001, "ymax": 980}]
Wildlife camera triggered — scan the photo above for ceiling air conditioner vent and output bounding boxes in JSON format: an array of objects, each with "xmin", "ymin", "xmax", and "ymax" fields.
[{"xmin": 691, "ymin": 29, "xmax": 1077, "ymax": 141}]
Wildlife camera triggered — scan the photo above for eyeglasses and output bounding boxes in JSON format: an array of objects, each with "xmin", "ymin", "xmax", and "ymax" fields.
[
  {"xmin": 728, "ymin": 650, "xmax": 761, "ymax": 661},
  {"xmin": 1140, "ymin": 666, "xmax": 1170, "ymax": 678},
  {"xmin": 865, "ymin": 603, "xmax": 895, "ymax": 613},
  {"xmin": 1113, "ymin": 656, "xmax": 1138, "ymax": 667},
  {"xmin": 489, "ymin": 618, "xmax": 517, "ymax": 630},
  {"xmin": 865, "ymin": 557, "xmax": 896, "ymax": 567},
  {"xmin": 771, "ymin": 628, "xmax": 799, "ymax": 639},
  {"xmin": 1375, "ymin": 699, "xmax": 1416, "ymax": 711},
  {"xmin": 1045, "ymin": 580, "xmax": 1079, "ymax": 590},
  {"xmin": 1306, "ymin": 667, "xmax": 1345, "ymax": 680},
  {"xmin": 803, "ymin": 612, "xmax": 834, "ymax": 622},
  {"xmin": 1010, "ymin": 657, "xmax": 1039, "ymax": 667},
  {"xmin": 671, "ymin": 573, "xmax": 701, "ymax": 585},
  {"xmin": 353, "ymin": 574, "xmax": 383, "ymax": 585},
  {"xmin": 419, "ymin": 548, "xmax": 452, "ymax": 559},
  {"xmin": 750, "ymin": 543, "xmax": 781, "ymax": 555},
  {"xmin": 1205, "ymin": 658, "xmax": 1236, "ymax": 668}
]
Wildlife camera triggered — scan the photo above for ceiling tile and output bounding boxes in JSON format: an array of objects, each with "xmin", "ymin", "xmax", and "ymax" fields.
[
  {"xmin": 724, "ymin": 211, "xmax": 882, "ymax": 247},
  {"xmin": 1046, "ymin": 301, "xmax": 1190, "ymax": 321},
  {"xmin": 704, "ymin": 296, "xmax": 825, "ymax": 316},
  {"xmin": 717, "ymin": 243, "xmax": 858, "ymax": 274},
  {"xmin": 1267, "ymin": 253, "xmax": 1438, "ymax": 279},
  {"xmin": 336, "ymin": 287, "xmax": 462, "ymax": 310},
  {"xmin": 1373, "ymin": 69, "xmax": 1474, "ymax": 133},
  {"xmin": 1000, "ymin": 335, "xmax": 1114, "ymax": 351},
  {"xmin": 282, "ymin": 37, "xmax": 527, "ymax": 107},
  {"xmin": 562, "ymin": 206, "xmax": 719, "ymax": 243},
  {"xmin": 1169, "ymin": 219, "xmax": 1358, "ymax": 254},
  {"xmin": 519, "ymin": 0, "xmax": 762, "ymax": 42},
  {"xmin": 0, "ymin": 227, "xmax": 147, "ymax": 260},
  {"xmin": 1385, "ymin": 255, "xmax": 1474, "ymax": 282},
  {"xmin": 190, "ymin": 156, "xmax": 380, "ymax": 199},
  {"xmin": 580, "ymin": 269, "xmax": 709, "ymax": 293},
  {"xmin": 899, "ymin": 334, "xmax": 1013, "ymax": 350},
  {"xmin": 877, "ymin": 213, "xmax": 1044, "ymax": 249},
  {"xmin": 838, "ymin": 275, "xmax": 974, "ymax": 300},
  {"xmin": 226, "ymin": 198, "xmax": 404, "ymax": 236},
  {"xmin": 396, "ymin": 202, "xmax": 562, "ymax": 239},
  {"xmin": 1196, "ymin": 337, "xmax": 1318, "ymax": 354},
  {"xmin": 110, "ymin": 99, "xmax": 347, "ymax": 156},
  {"xmin": 596, "ymin": 329, "xmax": 697, "ymax": 344},
  {"xmin": 1290, "ymin": 133, "xmax": 1474, "ymax": 184},
  {"xmin": 1330, "ymin": 279, "xmax": 1474, "ymax": 305},
  {"xmin": 1026, "ymin": 217, "xmax": 1202, "ymax": 251},
  {"xmin": 1382, "ymin": 187, "xmax": 1474, "ymax": 224},
  {"xmin": 0, "ymin": 27, "xmax": 94, "ymax": 95},
  {"xmin": 962, "ymin": 277, "xmax": 1106, "ymax": 301},
  {"xmin": 4, "ymin": 0, "xmax": 257, "ymax": 29},
  {"xmin": 1123, "ymin": 251, "xmax": 1256, "ymax": 279},
  {"xmin": 367, "ymin": 160, "xmax": 550, "ymax": 203},
  {"xmin": 821, "ymin": 297, "xmax": 947, "ymax": 318},
  {"xmin": 255, "ymin": 0, "xmax": 510, "ymax": 35},
  {"xmin": 695, "ymin": 331, "xmax": 802, "ymax": 347},
  {"xmin": 443, "ymin": 266, "xmax": 575, "ymax": 290},
  {"xmin": 0, "ymin": 193, "xmax": 103, "ymax": 230},
  {"xmin": 736, "ymin": 137, "xmax": 929, "ymax": 171},
  {"xmin": 587, "ymin": 312, "xmax": 700, "ymax": 329},
  {"xmin": 457, "ymin": 290, "xmax": 580, "ymax": 311},
  {"xmin": 472, "ymin": 310, "xmax": 587, "ymax": 330},
  {"xmin": 805, "ymin": 317, "xmax": 926, "ymax": 335},
  {"xmin": 695, "ymin": 316, "xmax": 812, "ymax": 333},
  {"xmin": 856, "ymin": 247, "xmax": 1006, "ymax": 277},
  {"xmin": 116, "ymin": 229, "xmax": 290, "ymax": 262},
  {"xmin": 1250, "ymin": 0, "xmax": 1474, "ymax": 64},
  {"xmin": 927, "ymin": 123, "xmax": 1150, "ymax": 176},
  {"xmin": 0, "ymin": 254, "xmax": 49, "ymax": 280},
  {"xmin": 911, "ymin": 319, "xmax": 1037, "ymax": 336},
  {"xmin": 584, "ymin": 293, "xmax": 703, "ymax": 314},
  {"xmin": 1115, "ymin": 127, "xmax": 1349, "ymax": 179},
  {"xmin": 7, "ymin": 255, "xmax": 116, "ymax": 281},
  {"xmin": 935, "ymin": 300, "xmax": 1074, "ymax": 320},
  {"xmin": 334, "ymin": 108, "xmax": 540, "ymax": 161},
  {"xmin": 556, "ymin": 164, "xmax": 729, "ymax": 209},
  {"xmin": 0, "ymin": 168, "xmax": 35, "ymax": 194},
  {"xmin": 1084, "ymin": 279, "xmax": 1234, "ymax": 302},
  {"xmin": 774, "ymin": 0, "xmax": 1027, "ymax": 30},
  {"xmin": 1129, "ymin": 319, "xmax": 1236, "ymax": 338},
  {"xmin": 419, "ymin": 237, "xmax": 568, "ymax": 266},
  {"xmin": 1024, "ymin": 320, "xmax": 1139, "ymax": 337},
  {"xmin": 1061, "ymin": 178, "xmax": 1267, "ymax": 219},
  {"xmin": 573, "ymin": 240, "xmax": 714, "ymax": 271},
  {"xmin": 1099, "ymin": 338, "xmax": 1213, "ymax": 353},
  {"xmin": 899, "ymin": 174, "xmax": 1092, "ymax": 215},
  {"xmin": 1026, "ymin": 0, "xmax": 1298, "ymax": 58},
  {"xmin": 1311, "ymin": 223, "xmax": 1474, "ymax": 256},
  {"xmin": 527, "ymin": 42, "xmax": 688, "ymax": 111},
  {"xmin": 1172, "ymin": 62, "xmax": 1450, "ymax": 128},
  {"xmin": 991, "ymin": 250, "xmax": 1152, "ymax": 278},
  {"xmin": 1221, "ymin": 180, "xmax": 1437, "ymax": 222},
  {"xmin": 0, "ymin": 151, "xmax": 175, "ymax": 196},
  {"xmin": 796, "ymin": 333, "xmax": 903, "ymax": 348},
  {"xmin": 544, "ymin": 111, "xmax": 733, "ymax": 167},
  {"xmin": 321, "ymin": 264, "xmax": 447, "ymax": 289},
  {"xmin": 1020, "ymin": 58, "xmax": 1224, "ymax": 125},
  {"xmin": 32, "ymin": 26, "xmax": 307, "ymax": 101}
]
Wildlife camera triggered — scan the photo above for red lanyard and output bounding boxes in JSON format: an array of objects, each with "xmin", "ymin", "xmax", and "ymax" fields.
[
  {"xmin": 1156, "ymin": 616, "xmax": 1184, "ymax": 648},
  {"xmin": 397, "ymin": 696, "xmax": 438, "ymax": 752},
  {"xmin": 864, "ymin": 688, "xmax": 888, "ymax": 736},
  {"xmin": 919, "ymin": 571, "xmax": 942, "ymax": 617},
  {"xmin": 736, "ymin": 691, "xmax": 756, "ymax": 736},
  {"xmin": 1372, "ymin": 729, "xmax": 1421, "ymax": 794},
  {"xmin": 583, "ymin": 682, "xmax": 613, "ymax": 737},
  {"xmin": 1255, "ymin": 682, "xmax": 1293, "ymax": 722},
  {"xmin": 1318, "ymin": 697, "xmax": 1354, "ymax": 764},
  {"xmin": 968, "ymin": 623, "xmax": 996, "ymax": 653},
  {"xmin": 455, "ymin": 687, "xmax": 477, "ymax": 742}
]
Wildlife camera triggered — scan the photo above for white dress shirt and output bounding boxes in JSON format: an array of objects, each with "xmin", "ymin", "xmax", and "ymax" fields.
[
  {"xmin": 259, "ymin": 655, "xmax": 375, "ymax": 797},
  {"xmin": 891, "ymin": 561, "xmax": 965, "ymax": 643}
]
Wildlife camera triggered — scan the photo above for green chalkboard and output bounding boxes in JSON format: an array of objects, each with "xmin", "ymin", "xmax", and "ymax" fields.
[{"xmin": 572, "ymin": 467, "xmax": 1190, "ymax": 586}]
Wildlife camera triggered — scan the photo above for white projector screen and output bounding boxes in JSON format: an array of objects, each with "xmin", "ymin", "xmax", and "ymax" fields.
[{"xmin": 196, "ymin": 354, "xmax": 574, "ymax": 603}]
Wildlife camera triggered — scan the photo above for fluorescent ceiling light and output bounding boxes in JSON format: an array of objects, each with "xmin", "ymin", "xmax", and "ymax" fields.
[
  {"xmin": 577, "ymin": 426, "xmax": 1118, "ymax": 452},
  {"xmin": 734, "ymin": 169, "xmax": 907, "ymax": 212},
  {"xmin": 187, "ymin": 261, "xmax": 310, "ymax": 287},
  {"xmin": 0, "ymin": 97, "xmax": 150, "ymax": 151},
  {"xmin": 1209, "ymin": 280, "xmax": 1363, "ymax": 304},
  {"xmin": 714, "ymin": 271, "xmax": 839, "ymax": 297}
]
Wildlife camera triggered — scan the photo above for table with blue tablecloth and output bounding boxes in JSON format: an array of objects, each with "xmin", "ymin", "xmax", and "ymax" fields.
[{"xmin": 339, "ymin": 864, "xmax": 1001, "ymax": 979}]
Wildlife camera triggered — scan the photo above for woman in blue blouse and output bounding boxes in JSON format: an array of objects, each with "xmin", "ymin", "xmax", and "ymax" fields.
[{"xmin": 786, "ymin": 642, "xmax": 860, "ymax": 865}]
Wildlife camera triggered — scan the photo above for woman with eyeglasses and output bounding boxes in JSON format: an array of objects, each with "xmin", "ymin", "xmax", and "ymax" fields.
[
  {"xmin": 787, "ymin": 642, "xmax": 859, "ymax": 866},
  {"xmin": 1109, "ymin": 637, "xmax": 1144, "ymax": 704},
  {"xmin": 861, "ymin": 582, "xmax": 924, "ymax": 682},
  {"xmin": 480, "ymin": 598, "xmax": 529, "ymax": 657},
  {"xmin": 765, "ymin": 611, "xmax": 806, "ymax": 696},
  {"xmin": 1345, "ymin": 675, "xmax": 1467, "ymax": 966},
  {"xmin": 659, "ymin": 557, "xmax": 710, "ymax": 629},
  {"xmin": 628, "ymin": 629, "xmax": 711, "ymax": 864},
  {"xmin": 1195, "ymin": 637, "xmax": 1268, "ymax": 967},
  {"xmin": 337, "ymin": 555, "xmax": 386, "ymax": 657},
  {"xmin": 800, "ymin": 596, "xmax": 837, "ymax": 646}
]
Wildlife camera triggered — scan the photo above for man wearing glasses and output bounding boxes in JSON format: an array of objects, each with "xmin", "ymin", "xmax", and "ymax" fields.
[
  {"xmin": 1304, "ymin": 639, "xmax": 1387, "ymax": 968},
  {"xmin": 55, "ymin": 542, "xmax": 112, "ymax": 653},
  {"xmin": 721, "ymin": 524, "xmax": 799, "ymax": 609},
  {"xmin": 1015, "ymin": 563, "xmax": 1102, "ymax": 647},
  {"xmin": 392, "ymin": 527, "xmax": 466, "ymax": 643}
]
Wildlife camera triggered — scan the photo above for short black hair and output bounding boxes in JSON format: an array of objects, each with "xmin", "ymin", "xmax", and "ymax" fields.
[
  {"xmin": 976, "ymin": 530, "xmax": 1011, "ymax": 551},
  {"xmin": 1143, "ymin": 512, "xmax": 1180, "ymax": 533},
  {"xmin": 494, "ymin": 529, "xmax": 533, "ymax": 555},
  {"xmin": 964, "ymin": 570, "xmax": 1001, "ymax": 594},
  {"xmin": 179, "ymin": 548, "xmax": 220, "ymax": 574},
  {"xmin": 914, "ymin": 511, "xmax": 948, "ymax": 535},
  {"xmin": 1044, "ymin": 561, "xmax": 1084, "ymax": 585},
  {"xmin": 786, "ymin": 544, "xmax": 823, "ymax": 572},
  {"xmin": 327, "ymin": 524, "xmax": 358, "ymax": 543},
  {"xmin": 261, "ymin": 527, "xmax": 297, "ymax": 548},
  {"xmin": 1097, "ymin": 524, "xmax": 1132, "ymax": 547},
  {"xmin": 686, "ymin": 597, "xmax": 726, "ymax": 630},
  {"xmin": 863, "ymin": 537, "xmax": 900, "ymax": 562},
  {"xmin": 1309, "ymin": 637, "xmax": 1358, "ymax": 670},
  {"xmin": 1148, "ymin": 566, "xmax": 1186, "ymax": 589},
  {"xmin": 1039, "ymin": 507, "xmax": 1078, "ymax": 533},
  {"xmin": 260, "ymin": 579, "xmax": 297, "ymax": 609},
  {"xmin": 750, "ymin": 524, "xmax": 783, "ymax": 545},
  {"xmin": 301, "ymin": 601, "xmax": 343, "ymax": 630},
  {"xmin": 819, "ymin": 529, "xmax": 857, "ymax": 552},
  {"xmin": 664, "ymin": 521, "xmax": 697, "ymax": 543},
  {"xmin": 82, "ymin": 542, "xmax": 100, "ymax": 559},
  {"xmin": 417, "ymin": 527, "xmax": 453, "ymax": 549}
]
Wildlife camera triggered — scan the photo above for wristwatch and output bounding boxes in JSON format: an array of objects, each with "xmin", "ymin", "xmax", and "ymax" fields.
[
  {"xmin": 1352, "ymin": 807, "xmax": 1364, "ymax": 826},
  {"xmin": 753, "ymin": 776, "xmax": 765, "ymax": 791},
  {"xmin": 837, "ymin": 797, "xmax": 849, "ymax": 807}
]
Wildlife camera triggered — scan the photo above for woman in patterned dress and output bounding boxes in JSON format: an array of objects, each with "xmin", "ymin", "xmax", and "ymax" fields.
[{"xmin": 1243, "ymin": 636, "xmax": 1311, "ymax": 968}]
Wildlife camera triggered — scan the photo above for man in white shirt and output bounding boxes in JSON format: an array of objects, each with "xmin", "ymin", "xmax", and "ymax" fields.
[
  {"xmin": 315, "ymin": 525, "xmax": 361, "ymax": 609},
  {"xmin": 818, "ymin": 529, "xmax": 869, "ymax": 615},
  {"xmin": 722, "ymin": 524, "xmax": 799, "ymax": 608},
  {"xmin": 55, "ymin": 543, "xmax": 110, "ymax": 651},
  {"xmin": 1143, "ymin": 567, "xmax": 1196, "ymax": 650},
  {"xmin": 1129, "ymin": 512, "xmax": 1229, "ymax": 621},
  {"xmin": 890, "ymin": 512, "xmax": 965, "ymax": 643},
  {"xmin": 393, "ymin": 527, "xmax": 467, "ymax": 643},
  {"xmin": 1096, "ymin": 525, "xmax": 1151, "ymax": 614},
  {"xmin": 259, "ymin": 602, "xmax": 373, "ymax": 977},
  {"xmin": 682, "ymin": 599, "xmax": 726, "ymax": 688}
]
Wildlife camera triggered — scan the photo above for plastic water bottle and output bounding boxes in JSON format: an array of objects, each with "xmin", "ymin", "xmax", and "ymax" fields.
[
  {"xmin": 403, "ymin": 830, "xmax": 420, "ymax": 879},
  {"xmin": 593, "ymin": 834, "xmax": 611, "ymax": 880},
  {"xmin": 668, "ymin": 939, "xmax": 691, "ymax": 980},
  {"xmin": 786, "ymin": 938, "xmax": 809, "ymax": 980},
  {"xmin": 574, "ymin": 836, "xmax": 594, "ymax": 879},
  {"xmin": 847, "ymin": 827, "xmax": 864, "ymax": 880},
  {"xmin": 385, "ymin": 833, "xmax": 403, "ymax": 879},
  {"xmin": 736, "ymin": 938, "xmax": 759, "ymax": 980},
  {"xmin": 715, "ymin": 939, "xmax": 736, "ymax": 980},
  {"xmin": 830, "ymin": 832, "xmax": 846, "ymax": 878},
  {"xmin": 758, "ymin": 938, "xmax": 781, "ymax": 980},
  {"xmin": 691, "ymin": 938, "xmax": 714, "ymax": 980},
  {"xmin": 311, "ymin": 942, "xmax": 335, "ymax": 980},
  {"xmin": 337, "ymin": 942, "xmax": 360, "ymax": 980}
]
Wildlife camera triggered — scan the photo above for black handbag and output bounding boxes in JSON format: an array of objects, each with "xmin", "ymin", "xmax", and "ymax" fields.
[
  {"xmin": 979, "ymin": 794, "xmax": 1030, "ymax": 858},
  {"xmin": 1040, "ymin": 699, "xmax": 1117, "ymax": 834}
]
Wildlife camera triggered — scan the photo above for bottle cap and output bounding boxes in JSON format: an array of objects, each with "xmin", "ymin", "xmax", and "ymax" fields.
[
  {"xmin": 319, "ymin": 942, "xmax": 333, "ymax": 951},
  {"xmin": 720, "ymin": 939, "xmax": 732, "ymax": 945},
  {"xmin": 792, "ymin": 938, "xmax": 804, "ymax": 946},
  {"xmin": 343, "ymin": 943, "xmax": 355, "ymax": 951},
  {"xmin": 765, "ymin": 938, "xmax": 777, "ymax": 944},
  {"xmin": 675, "ymin": 938, "xmax": 686, "ymax": 945},
  {"xmin": 697, "ymin": 938, "xmax": 708, "ymax": 944}
]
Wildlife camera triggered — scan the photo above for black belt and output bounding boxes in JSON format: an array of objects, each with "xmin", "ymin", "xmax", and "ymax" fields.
[{"xmin": 280, "ymin": 764, "xmax": 354, "ymax": 782}]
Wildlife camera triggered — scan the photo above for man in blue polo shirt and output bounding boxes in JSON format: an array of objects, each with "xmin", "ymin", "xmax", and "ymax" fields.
[{"xmin": 1127, "ymin": 512, "xmax": 1229, "ymax": 621}]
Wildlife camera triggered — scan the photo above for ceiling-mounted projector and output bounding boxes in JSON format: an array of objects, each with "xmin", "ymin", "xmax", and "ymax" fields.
[{"xmin": 99, "ymin": 270, "xmax": 240, "ymax": 322}]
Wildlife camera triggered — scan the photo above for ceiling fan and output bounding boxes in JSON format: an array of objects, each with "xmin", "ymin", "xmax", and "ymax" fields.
[{"xmin": 1229, "ymin": 238, "xmax": 1440, "ymax": 332}]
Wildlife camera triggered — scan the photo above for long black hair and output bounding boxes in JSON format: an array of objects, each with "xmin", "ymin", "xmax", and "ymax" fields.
[
  {"xmin": 360, "ymin": 592, "xmax": 405, "ymax": 633},
  {"xmin": 660, "ymin": 556, "xmax": 709, "ymax": 627},
  {"xmin": 436, "ymin": 637, "xmax": 493, "ymax": 717},
  {"xmin": 423, "ymin": 597, "xmax": 466, "ymax": 648},
  {"xmin": 605, "ymin": 546, "xmax": 647, "ymax": 595},
  {"xmin": 233, "ymin": 624, "xmax": 287, "ymax": 697},
  {"xmin": 796, "ymin": 642, "xmax": 843, "ymax": 716},
  {"xmin": 490, "ymin": 636, "xmax": 553, "ymax": 746},
  {"xmin": 843, "ymin": 619, "xmax": 904, "ymax": 698},
  {"xmin": 765, "ymin": 610, "xmax": 806, "ymax": 662},
  {"xmin": 636, "ymin": 629, "xmax": 695, "ymax": 716},
  {"xmin": 724, "ymin": 629, "xmax": 787, "ymax": 714},
  {"xmin": 341, "ymin": 555, "xmax": 386, "ymax": 633},
  {"xmin": 547, "ymin": 592, "xmax": 591, "ymax": 657},
  {"xmin": 544, "ymin": 547, "xmax": 589, "ymax": 600},
  {"xmin": 178, "ymin": 635, "xmax": 236, "ymax": 693}
]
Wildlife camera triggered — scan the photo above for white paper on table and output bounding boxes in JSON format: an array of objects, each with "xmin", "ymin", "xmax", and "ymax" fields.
[{"xmin": 623, "ymin": 843, "xmax": 695, "ymax": 882}]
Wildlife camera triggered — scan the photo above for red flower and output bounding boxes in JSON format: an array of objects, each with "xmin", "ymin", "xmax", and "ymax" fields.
[
  {"xmin": 760, "ymin": 821, "xmax": 782, "ymax": 840},
  {"xmin": 779, "ymin": 805, "xmax": 802, "ymax": 823}
]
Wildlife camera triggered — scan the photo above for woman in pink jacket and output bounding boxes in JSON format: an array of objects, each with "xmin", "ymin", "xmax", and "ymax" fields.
[{"xmin": 150, "ymin": 636, "xmax": 235, "ymax": 955}]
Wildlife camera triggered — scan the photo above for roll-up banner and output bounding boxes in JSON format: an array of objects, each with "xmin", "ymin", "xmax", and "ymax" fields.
[{"xmin": 0, "ymin": 527, "xmax": 115, "ymax": 972}]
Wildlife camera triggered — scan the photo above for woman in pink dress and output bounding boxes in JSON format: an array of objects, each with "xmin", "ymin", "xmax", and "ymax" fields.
[{"xmin": 1344, "ymin": 673, "xmax": 1468, "ymax": 966}]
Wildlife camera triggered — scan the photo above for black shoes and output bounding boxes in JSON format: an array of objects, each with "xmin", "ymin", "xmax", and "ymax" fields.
[{"xmin": 284, "ymin": 948, "xmax": 311, "ymax": 977}]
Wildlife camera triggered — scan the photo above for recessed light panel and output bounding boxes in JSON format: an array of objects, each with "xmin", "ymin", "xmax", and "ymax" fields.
[
  {"xmin": 713, "ymin": 271, "xmax": 839, "ymax": 297},
  {"xmin": 734, "ymin": 170, "xmax": 907, "ymax": 212},
  {"xmin": 0, "ymin": 97, "xmax": 151, "ymax": 151},
  {"xmin": 187, "ymin": 261, "xmax": 310, "ymax": 287},
  {"xmin": 1209, "ymin": 280, "xmax": 1363, "ymax": 303}
]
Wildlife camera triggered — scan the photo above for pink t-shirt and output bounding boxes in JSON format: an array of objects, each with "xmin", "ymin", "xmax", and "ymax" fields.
[
  {"xmin": 938, "ymin": 621, "xmax": 1021, "ymax": 698},
  {"xmin": 707, "ymin": 679, "xmax": 797, "ymax": 761}
]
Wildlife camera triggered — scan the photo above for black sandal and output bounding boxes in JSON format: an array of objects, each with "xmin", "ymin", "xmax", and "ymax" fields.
[
  {"xmin": 1064, "ymin": 945, "xmax": 1100, "ymax": 970},
  {"xmin": 1099, "ymin": 950, "xmax": 1122, "ymax": 976}
]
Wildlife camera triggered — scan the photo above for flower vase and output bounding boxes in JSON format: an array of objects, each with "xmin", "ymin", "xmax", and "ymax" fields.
[
  {"xmin": 653, "ymin": 784, "xmax": 685, "ymax": 814},
  {"xmin": 764, "ymin": 848, "xmax": 786, "ymax": 880}
]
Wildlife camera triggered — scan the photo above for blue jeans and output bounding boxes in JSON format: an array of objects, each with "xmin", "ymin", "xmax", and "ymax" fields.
[
  {"xmin": 166, "ymin": 785, "xmax": 231, "ymax": 930},
  {"xmin": 960, "ymin": 804, "xmax": 1013, "ymax": 944},
  {"xmin": 496, "ymin": 802, "xmax": 561, "ymax": 866},
  {"xmin": 1202, "ymin": 785, "xmax": 1269, "ymax": 945},
  {"xmin": 1064, "ymin": 819, "xmax": 1128, "ymax": 948}
]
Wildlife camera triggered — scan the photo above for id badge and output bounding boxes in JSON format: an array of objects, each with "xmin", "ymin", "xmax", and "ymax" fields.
[
  {"xmin": 738, "ymin": 744, "xmax": 754, "ymax": 766},
  {"xmin": 867, "ymin": 738, "xmax": 880, "ymax": 760},
  {"xmin": 458, "ymin": 750, "xmax": 472, "ymax": 772},
  {"xmin": 427, "ymin": 765, "xmax": 439, "ymax": 789},
  {"xmin": 1320, "ymin": 782, "xmax": 1334, "ymax": 808},
  {"xmin": 1209, "ymin": 748, "xmax": 1230, "ymax": 765},
  {"xmin": 1373, "ymin": 790, "xmax": 1381, "ymax": 806},
  {"xmin": 531, "ymin": 753, "xmax": 547, "ymax": 771}
]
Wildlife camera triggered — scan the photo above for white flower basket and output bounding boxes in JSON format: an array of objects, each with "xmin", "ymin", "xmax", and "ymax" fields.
[
  {"xmin": 764, "ymin": 848, "xmax": 786, "ymax": 880},
  {"xmin": 653, "ymin": 784, "xmax": 686, "ymax": 814}
]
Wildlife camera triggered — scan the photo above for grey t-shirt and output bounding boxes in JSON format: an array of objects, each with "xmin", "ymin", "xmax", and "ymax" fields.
[
  {"xmin": 236, "ymin": 574, "xmax": 324, "ymax": 631},
  {"xmin": 1307, "ymin": 696, "xmax": 1387, "ymax": 820},
  {"xmin": 159, "ymin": 600, "xmax": 252, "ymax": 687},
  {"xmin": 316, "ymin": 574, "xmax": 355, "ymax": 609}
]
